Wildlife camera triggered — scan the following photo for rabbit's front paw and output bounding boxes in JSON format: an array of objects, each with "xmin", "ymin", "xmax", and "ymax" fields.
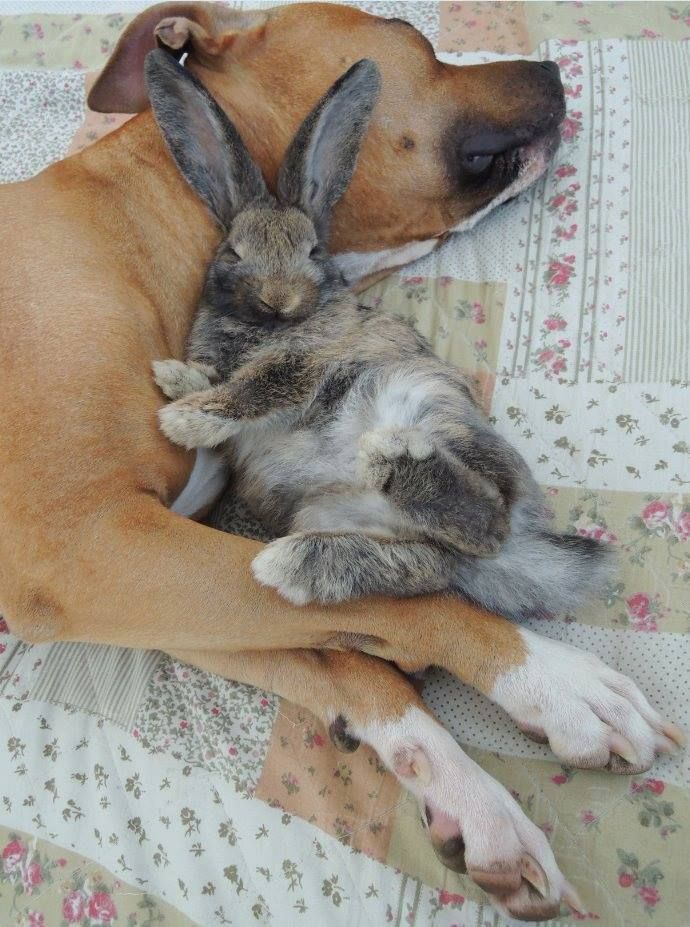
[
  {"xmin": 158, "ymin": 397, "xmax": 238, "ymax": 450},
  {"xmin": 153, "ymin": 359, "xmax": 213, "ymax": 400}
]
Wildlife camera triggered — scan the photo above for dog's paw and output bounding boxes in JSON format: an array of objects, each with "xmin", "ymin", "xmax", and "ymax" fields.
[
  {"xmin": 152, "ymin": 359, "xmax": 212, "ymax": 400},
  {"xmin": 355, "ymin": 706, "xmax": 583, "ymax": 921},
  {"xmin": 491, "ymin": 630, "xmax": 686, "ymax": 773},
  {"xmin": 158, "ymin": 398, "xmax": 237, "ymax": 450},
  {"xmin": 357, "ymin": 427, "xmax": 433, "ymax": 490}
]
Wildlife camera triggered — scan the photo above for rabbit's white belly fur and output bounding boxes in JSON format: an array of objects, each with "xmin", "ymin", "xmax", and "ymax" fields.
[{"xmin": 230, "ymin": 380, "xmax": 424, "ymax": 536}]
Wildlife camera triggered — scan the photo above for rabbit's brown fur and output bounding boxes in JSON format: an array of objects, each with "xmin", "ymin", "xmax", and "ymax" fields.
[{"xmin": 149, "ymin": 52, "xmax": 612, "ymax": 615}]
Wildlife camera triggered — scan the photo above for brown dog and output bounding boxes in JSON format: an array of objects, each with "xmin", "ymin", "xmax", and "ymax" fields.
[{"xmin": 0, "ymin": 3, "xmax": 681, "ymax": 920}]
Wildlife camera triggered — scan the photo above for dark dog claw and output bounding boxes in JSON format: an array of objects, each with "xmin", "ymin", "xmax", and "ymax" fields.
[{"xmin": 328, "ymin": 714, "xmax": 360, "ymax": 753}]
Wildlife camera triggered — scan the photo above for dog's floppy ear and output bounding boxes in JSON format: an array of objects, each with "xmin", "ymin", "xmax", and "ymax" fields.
[
  {"xmin": 145, "ymin": 49, "xmax": 268, "ymax": 230},
  {"xmin": 88, "ymin": 2, "xmax": 266, "ymax": 113},
  {"xmin": 277, "ymin": 60, "xmax": 381, "ymax": 241}
]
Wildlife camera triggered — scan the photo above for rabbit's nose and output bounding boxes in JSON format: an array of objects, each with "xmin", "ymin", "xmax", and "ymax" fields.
[
  {"xmin": 259, "ymin": 297, "xmax": 279, "ymax": 316},
  {"xmin": 259, "ymin": 284, "xmax": 293, "ymax": 316},
  {"xmin": 282, "ymin": 294, "xmax": 303, "ymax": 317}
]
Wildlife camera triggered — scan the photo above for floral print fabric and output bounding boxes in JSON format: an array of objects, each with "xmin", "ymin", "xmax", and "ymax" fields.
[{"xmin": 1, "ymin": 4, "xmax": 689, "ymax": 926}]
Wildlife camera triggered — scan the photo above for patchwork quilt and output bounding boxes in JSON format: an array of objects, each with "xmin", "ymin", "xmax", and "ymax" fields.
[{"xmin": 1, "ymin": 3, "xmax": 688, "ymax": 926}]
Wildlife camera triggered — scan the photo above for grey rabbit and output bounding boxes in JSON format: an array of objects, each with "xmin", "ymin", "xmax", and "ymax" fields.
[{"xmin": 146, "ymin": 49, "xmax": 612, "ymax": 618}]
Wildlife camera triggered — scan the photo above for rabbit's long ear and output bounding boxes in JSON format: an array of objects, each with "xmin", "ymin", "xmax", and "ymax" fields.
[
  {"xmin": 277, "ymin": 59, "xmax": 380, "ymax": 239},
  {"xmin": 144, "ymin": 49, "xmax": 268, "ymax": 229}
]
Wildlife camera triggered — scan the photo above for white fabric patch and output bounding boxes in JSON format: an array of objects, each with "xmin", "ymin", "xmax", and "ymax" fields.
[
  {"xmin": 491, "ymin": 379, "xmax": 690, "ymax": 493},
  {"xmin": 0, "ymin": 69, "xmax": 85, "ymax": 182},
  {"xmin": 0, "ymin": 689, "xmax": 491, "ymax": 927}
]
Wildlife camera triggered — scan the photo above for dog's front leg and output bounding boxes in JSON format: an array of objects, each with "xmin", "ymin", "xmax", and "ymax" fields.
[
  {"xmin": 486, "ymin": 627, "xmax": 685, "ymax": 773},
  {"xmin": 4, "ymin": 498, "xmax": 682, "ymax": 813},
  {"xmin": 168, "ymin": 646, "xmax": 583, "ymax": 921}
]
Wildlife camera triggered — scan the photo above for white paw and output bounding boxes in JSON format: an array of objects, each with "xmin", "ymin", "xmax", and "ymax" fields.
[
  {"xmin": 357, "ymin": 427, "xmax": 433, "ymax": 488},
  {"xmin": 251, "ymin": 537, "xmax": 313, "ymax": 605},
  {"xmin": 353, "ymin": 706, "xmax": 583, "ymax": 920},
  {"xmin": 153, "ymin": 359, "xmax": 212, "ymax": 400},
  {"xmin": 158, "ymin": 403, "xmax": 237, "ymax": 450},
  {"xmin": 492, "ymin": 630, "xmax": 685, "ymax": 773}
]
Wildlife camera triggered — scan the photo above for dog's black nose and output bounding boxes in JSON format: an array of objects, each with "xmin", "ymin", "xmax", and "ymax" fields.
[{"xmin": 539, "ymin": 60, "xmax": 561, "ymax": 78}]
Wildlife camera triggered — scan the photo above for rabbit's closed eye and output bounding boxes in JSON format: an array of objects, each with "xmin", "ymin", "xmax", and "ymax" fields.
[{"xmin": 198, "ymin": 207, "xmax": 343, "ymax": 327}]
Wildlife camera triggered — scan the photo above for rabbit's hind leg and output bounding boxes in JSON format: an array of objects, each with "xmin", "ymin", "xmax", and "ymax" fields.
[
  {"xmin": 251, "ymin": 531, "xmax": 456, "ymax": 605},
  {"xmin": 357, "ymin": 426, "xmax": 434, "ymax": 490},
  {"xmin": 358, "ymin": 427, "xmax": 508, "ymax": 556}
]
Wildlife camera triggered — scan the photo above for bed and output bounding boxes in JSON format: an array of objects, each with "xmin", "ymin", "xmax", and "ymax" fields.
[{"xmin": 1, "ymin": 3, "xmax": 688, "ymax": 925}]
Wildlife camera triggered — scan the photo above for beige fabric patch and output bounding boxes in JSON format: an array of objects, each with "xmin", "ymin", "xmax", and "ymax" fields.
[{"xmin": 255, "ymin": 700, "xmax": 402, "ymax": 860}]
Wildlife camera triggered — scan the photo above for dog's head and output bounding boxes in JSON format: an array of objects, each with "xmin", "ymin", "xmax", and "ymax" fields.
[{"xmin": 89, "ymin": 2, "xmax": 565, "ymax": 254}]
